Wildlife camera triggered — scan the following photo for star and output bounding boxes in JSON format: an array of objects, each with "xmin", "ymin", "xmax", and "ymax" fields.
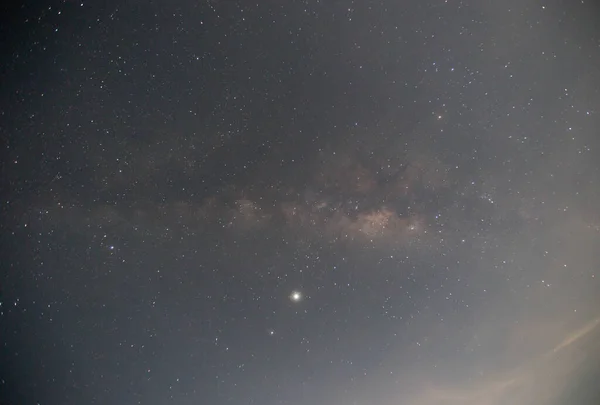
[{"xmin": 289, "ymin": 290, "xmax": 303, "ymax": 302}]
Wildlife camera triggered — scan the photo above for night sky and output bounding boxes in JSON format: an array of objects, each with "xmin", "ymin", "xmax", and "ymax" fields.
[{"xmin": 2, "ymin": 1, "xmax": 600, "ymax": 404}]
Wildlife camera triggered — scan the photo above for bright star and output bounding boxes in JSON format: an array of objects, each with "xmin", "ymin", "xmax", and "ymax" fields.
[{"xmin": 290, "ymin": 290, "xmax": 303, "ymax": 302}]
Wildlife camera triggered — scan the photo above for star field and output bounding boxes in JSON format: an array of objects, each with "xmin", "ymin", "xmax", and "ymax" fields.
[{"xmin": 1, "ymin": 1, "xmax": 600, "ymax": 405}]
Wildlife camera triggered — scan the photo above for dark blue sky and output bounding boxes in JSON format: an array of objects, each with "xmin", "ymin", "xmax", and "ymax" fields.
[{"xmin": 2, "ymin": 1, "xmax": 600, "ymax": 404}]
